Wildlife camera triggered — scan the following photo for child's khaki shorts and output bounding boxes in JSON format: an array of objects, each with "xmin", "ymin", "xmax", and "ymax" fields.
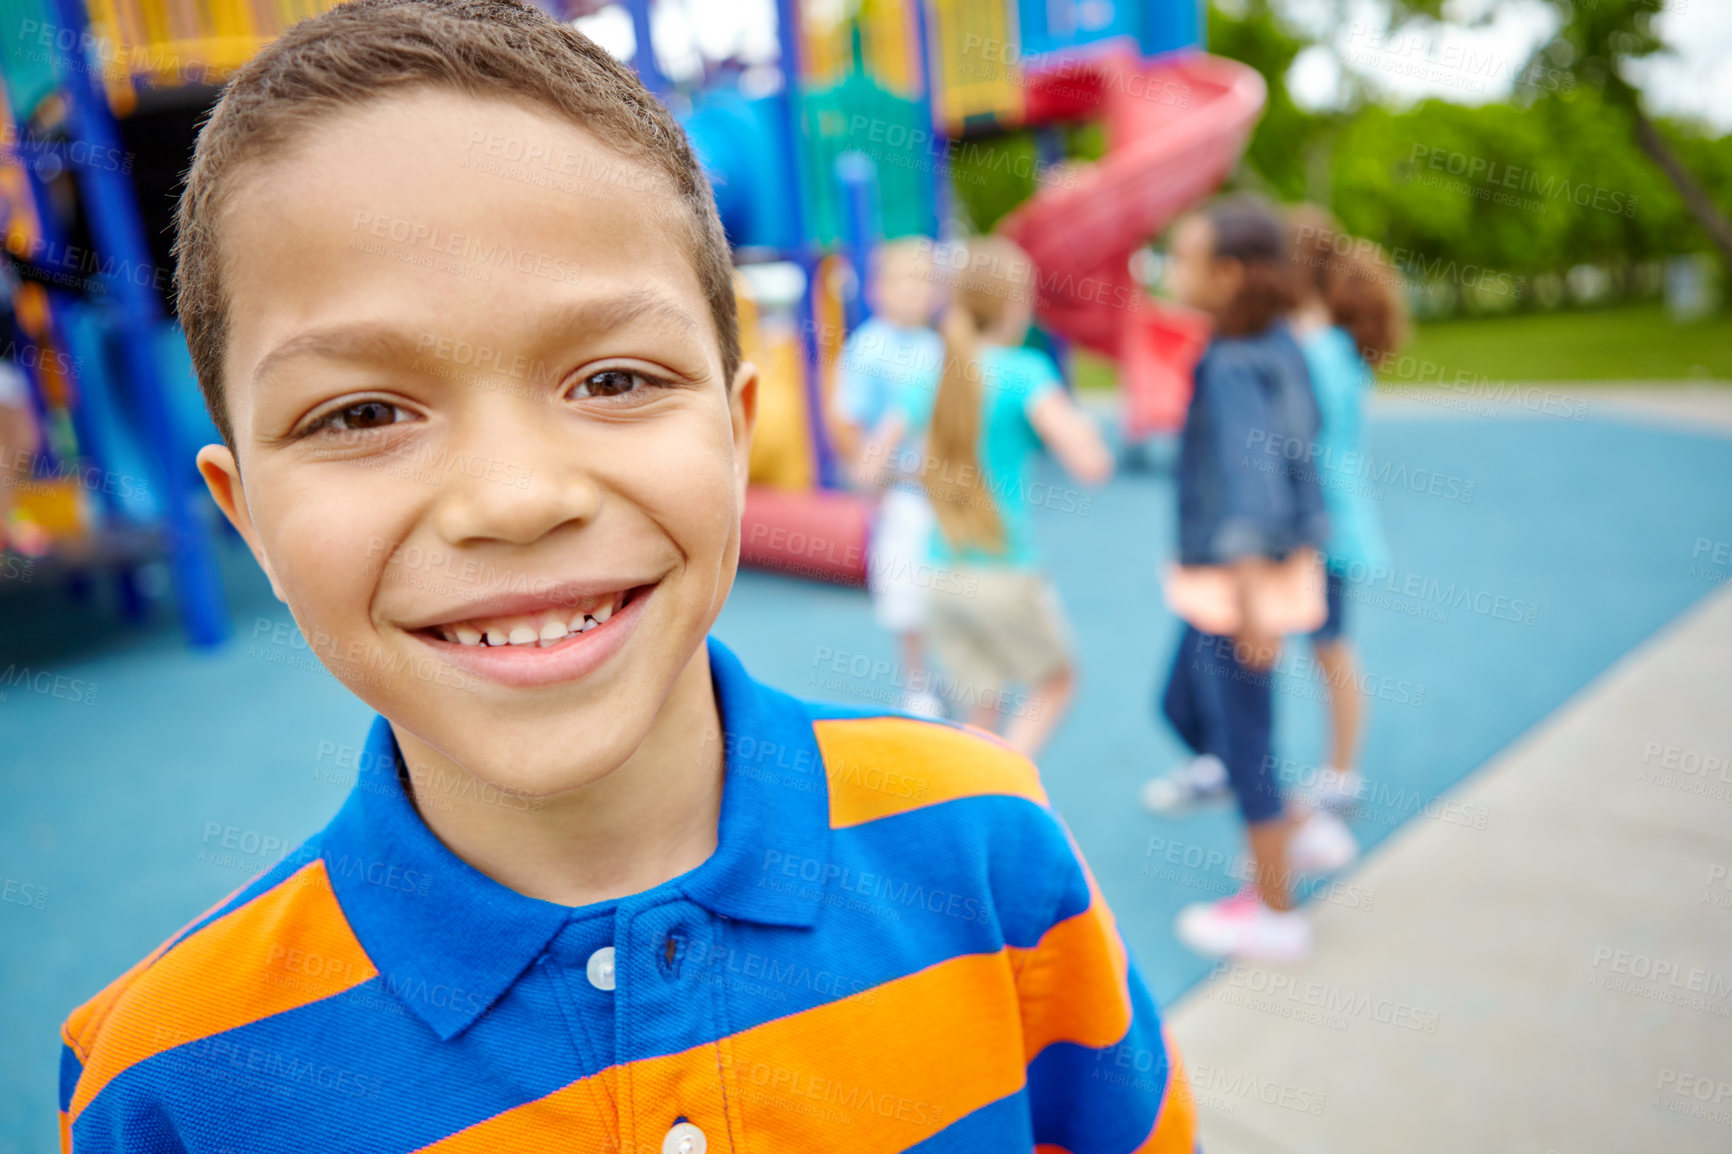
[{"xmin": 928, "ymin": 567, "xmax": 1073, "ymax": 695}]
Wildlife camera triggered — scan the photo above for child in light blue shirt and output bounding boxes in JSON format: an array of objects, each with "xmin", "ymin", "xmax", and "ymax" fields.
[
  {"xmin": 1288, "ymin": 205, "xmax": 1405, "ymax": 813},
  {"xmin": 840, "ymin": 238, "xmax": 945, "ymax": 716}
]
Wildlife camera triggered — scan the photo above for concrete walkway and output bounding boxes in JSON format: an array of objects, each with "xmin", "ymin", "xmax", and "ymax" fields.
[
  {"xmin": 1372, "ymin": 379, "xmax": 1732, "ymax": 434},
  {"xmin": 1167, "ymin": 561, "xmax": 1732, "ymax": 1152}
]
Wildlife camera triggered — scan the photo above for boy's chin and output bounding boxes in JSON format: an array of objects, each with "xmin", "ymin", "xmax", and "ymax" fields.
[
  {"xmin": 398, "ymin": 741, "xmax": 637, "ymax": 814},
  {"xmin": 412, "ymin": 729, "xmax": 645, "ymax": 809}
]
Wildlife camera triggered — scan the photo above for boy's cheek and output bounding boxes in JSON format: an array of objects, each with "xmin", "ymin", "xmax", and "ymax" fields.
[
  {"xmin": 252, "ymin": 472, "xmax": 398, "ymax": 644},
  {"xmin": 613, "ymin": 407, "xmax": 741, "ymax": 523}
]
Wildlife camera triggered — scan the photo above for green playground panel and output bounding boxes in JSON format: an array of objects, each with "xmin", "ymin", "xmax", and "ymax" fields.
[
  {"xmin": 798, "ymin": 74, "xmax": 936, "ymax": 245},
  {"xmin": 0, "ymin": 0, "xmax": 61, "ymax": 120}
]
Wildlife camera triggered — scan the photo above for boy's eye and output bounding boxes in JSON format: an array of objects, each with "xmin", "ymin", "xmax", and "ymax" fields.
[
  {"xmin": 307, "ymin": 400, "xmax": 410, "ymax": 434},
  {"xmin": 570, "ymin": 368, "xmax": 664, "ymax": 400}
]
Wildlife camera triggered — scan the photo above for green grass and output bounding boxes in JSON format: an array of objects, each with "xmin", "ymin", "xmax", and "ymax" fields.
[
  {"xmin": 1387, "ymin": 304, "xmax": 1732, "ymax": 385},
  {"xmin": 1063, "ymin": 304, "xmax": 1732, "ymax": 391}
]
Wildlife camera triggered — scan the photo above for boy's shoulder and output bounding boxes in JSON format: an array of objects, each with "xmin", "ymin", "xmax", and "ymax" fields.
[
  {"xmin": 59, "ymin": 842, "xmax": 372, "ymax": 1123},
  {"xmin": 796, "ymin": 704, "xmax": 1096, "ymax": 946},
  {"xmin": 801, "ymin": 703, "xmax": 1050, "ymax": 826}
]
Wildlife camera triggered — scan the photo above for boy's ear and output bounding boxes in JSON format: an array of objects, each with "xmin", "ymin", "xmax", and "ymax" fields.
[
  {"xmin": 728, "ymin": 359, "xmax": 759, "ymax": 509},
  {"xmin": 196, "ymin": 444, "xmax": 287, "ymax": 602}
]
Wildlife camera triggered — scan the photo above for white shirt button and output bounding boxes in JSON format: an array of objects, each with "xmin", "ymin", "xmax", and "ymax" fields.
[
  {"xmin": 662, "ymin": 1122, "xmax": 706, "ymax": 1154},
  {"xmin": 585, "ymin": 946, "xmax": 616, "ymax": 991}
]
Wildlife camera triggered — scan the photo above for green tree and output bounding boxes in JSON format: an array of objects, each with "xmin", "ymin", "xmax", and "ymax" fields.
[
  {"xmin": 1205, "ymin": 0, "xmax": 1331, "ymax": 201},
  {"xmin": 1330, "ymin": 90, "xmax": 1697, "ymax": 292},
  {"xmin": 1384, "ymin": 0, "xmax": 1732, "ymax": 270}
]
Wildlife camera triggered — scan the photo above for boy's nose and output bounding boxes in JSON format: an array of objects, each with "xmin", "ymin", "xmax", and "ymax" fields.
[{"xmin": 427, "ymin": 431, "xmax": 602, "ymax": 546}]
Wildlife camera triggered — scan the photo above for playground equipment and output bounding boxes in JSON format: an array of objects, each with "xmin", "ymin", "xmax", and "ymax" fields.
[
  {"xmin": 0, "ymin": 0, "xmax": 1263, "ymax": 648},
  {"xmin": 1001, "ymin": 48, "xmax": 1263, "ymax": 437},
  {"xmin": 666, "ymin": 0, "xmax": 1264, "ymax": 581},
  {"xmin": 0, "ymin": 0, "xmax": 359, "ymax": 645},
  {"xmin": 0, "ymin": 0, "xmax": 264, "ymax": 646}
]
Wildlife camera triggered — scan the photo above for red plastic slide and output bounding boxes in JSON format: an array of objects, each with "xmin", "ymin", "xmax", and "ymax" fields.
[{"xmin": 1001, "ymin": 49, "xmax": 1266, "ymax": 437}]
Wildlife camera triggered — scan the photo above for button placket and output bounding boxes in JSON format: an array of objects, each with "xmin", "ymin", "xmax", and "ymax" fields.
[
  {"xmin": 541, "ymin": 917, "xmax": 624, "ymax": 1137},
  {"xmin": 616, "ymin": 902, "xmax": 726, "ymax": 1152}
]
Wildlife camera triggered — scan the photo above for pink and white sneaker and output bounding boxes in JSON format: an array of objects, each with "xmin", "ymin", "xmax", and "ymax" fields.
[{"xmin": 1175, "ymin": 888, "xmax": 1312, "ymax": 963}]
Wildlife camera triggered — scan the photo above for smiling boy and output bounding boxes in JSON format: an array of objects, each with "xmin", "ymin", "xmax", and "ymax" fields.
[{"xmin": 56, "ymin": 2, "xmax": 1194, "ymax": 1151}]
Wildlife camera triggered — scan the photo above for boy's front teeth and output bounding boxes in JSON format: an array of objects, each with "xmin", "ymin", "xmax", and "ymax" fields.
[{"xmin": 436, "ymin": 591, "xmax": 627, "ymax": 647}]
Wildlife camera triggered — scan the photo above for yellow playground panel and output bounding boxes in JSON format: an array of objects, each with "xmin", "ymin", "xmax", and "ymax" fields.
[
  {"xmin": 84, "ymin": 0, "xmax": 342, "ymax": 109},
  {"xmin": 927, "ymin": 0, "xmax": 1023, "ymax": 130},
  {"xmin": 801, "ymin": 0, "xmax": 925, "ymax": 96},
  {"xmin": 737, "ymin": 272, "xmax": 814, "ymax": 493},
  {"xmin": 804, "ymin": 0, "xmax": 1025, "ymax": 127},
  {"xmin": 738, "ymin": 255, "xmax": 850, "ymax": 493}
]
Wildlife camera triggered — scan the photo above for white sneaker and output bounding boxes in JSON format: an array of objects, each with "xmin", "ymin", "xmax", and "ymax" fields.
[
  {"xmin": 899, "ymin": 690, "xmax": 946, "ymax": 719},
  {"xmin": 1175, "ymin": 888, "xmax": 1312, "ymax": 963},
  {"xmin": 1299, "ymin": 766, "xmax": 1364, "ymax": 814},
  {"xmin": 1287, "ymin": 809, "xmax": 1359, "ymax": 876},
  {"xmin": 1140, "ymin": 754, "xmax": 1231, "ymax": 815}
]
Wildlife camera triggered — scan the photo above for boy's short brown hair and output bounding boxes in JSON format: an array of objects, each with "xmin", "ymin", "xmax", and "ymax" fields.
[{"xmin": 174, "ymin": 0, "xmax": 739, "ymax": 447}]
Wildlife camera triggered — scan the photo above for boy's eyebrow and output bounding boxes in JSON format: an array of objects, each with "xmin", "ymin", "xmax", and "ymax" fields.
[
  {"xmin": 540, "ymin": 289, "xmax": 704, "ymax": 344},
  {"xmin": 250, "ymin": 289, "xmax": 705, "ymax": 389},
  {"xmin": 251, "ymin": 325, "xmax": 420, "ymax": 389}
]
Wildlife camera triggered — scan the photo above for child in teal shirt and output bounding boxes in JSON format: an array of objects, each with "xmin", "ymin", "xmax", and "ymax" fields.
[{"xmin": 894, "ymin": 235, "xmax": 1113, "ymax": 757}]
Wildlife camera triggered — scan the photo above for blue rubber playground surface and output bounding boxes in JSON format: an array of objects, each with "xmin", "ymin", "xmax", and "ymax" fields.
[{"xmin": 5, "ymin": 401, "xmax": 1732, "ymax": 1152}]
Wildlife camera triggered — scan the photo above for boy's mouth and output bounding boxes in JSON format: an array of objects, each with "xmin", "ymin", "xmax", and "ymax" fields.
[
  {"xmin": 403, "ymin": 581, "xmax": 656, "ymax": 689},
  {"xmin": 418, "ymin": 586, "xmax": 642, "ymax": 648}
]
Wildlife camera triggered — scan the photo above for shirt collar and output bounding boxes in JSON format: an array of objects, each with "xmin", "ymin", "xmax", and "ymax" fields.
[
  {"xmin": 318, "ymin": 636, "xmax": 831, "ymax": 1041},
  {"xmin": 678, "ymin": 636, "xmax": 832, "ymax": 926}
]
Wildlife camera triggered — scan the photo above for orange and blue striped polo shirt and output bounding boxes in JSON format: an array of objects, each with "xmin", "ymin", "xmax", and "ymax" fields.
[{"xmin": 59, "ymin": 638, "xmax": 1196, "ymax": 1152}]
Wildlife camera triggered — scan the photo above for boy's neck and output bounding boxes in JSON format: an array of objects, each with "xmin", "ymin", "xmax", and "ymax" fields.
[{"xmin": 390, "ymin": 646, "xmax": 726, "ymax": 909}]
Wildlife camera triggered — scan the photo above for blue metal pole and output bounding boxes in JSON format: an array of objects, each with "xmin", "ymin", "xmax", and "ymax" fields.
[
  {"xmin": 834, "ymin": 151, "xmax": 878, "ymax": 331},
  {"xmin": 1032, "ymin": 123, "xmax": 1072, "ymax": 378},
  {"xmin": 621, "ymin": 0, "xmax": 669, "ymax": 98},
  {"xmin": 769, "ymin": 0, "xmax": 834, "ymax": 489},
  {"xmin": 5, "ymin": 52, "xmax": 157, "ymax": 583},
  {"xmin": 48, "ymin": 0, "xmax": 228, "ymax": 647},
  {"xmin": 9, "ymin": 154, "xmax": 111, "ymax": 514}
]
